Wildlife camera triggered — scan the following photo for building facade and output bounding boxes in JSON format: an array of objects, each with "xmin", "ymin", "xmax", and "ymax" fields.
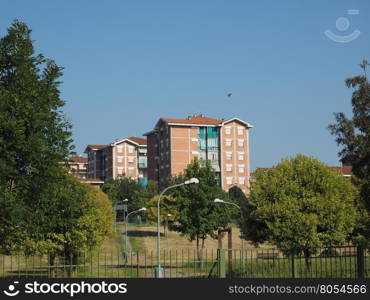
[
  {"xmin": 84, "ymin": 137, "xmax": 148, "ymax": 185},
  {"xmin": 66, "ymin": 155, "xmax": 88, "ymax": 179},
  {"xmin": 144, "ymin": 115, "xmax": 253, "ymax": 193}
]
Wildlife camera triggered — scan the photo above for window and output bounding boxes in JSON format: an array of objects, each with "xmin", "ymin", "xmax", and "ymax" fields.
[
  {"xmin": 199, "ymin": 152, "xmax": 206, "ymax": 160},
  {"xmin": 238, "ymin": 164, "xmax": 245, "ymax": 174},
  {"xmin": 208, "ymin": 152, "xmax": 218, "ymax": 160},
  {"xmin": 226, "ymin": 177, "xmax": 233, "ymax": 185},
  {"xmin": 128, "ymin": 156, "xmax": 134, "ymax": 163},
  {"xmin": 225, "ymin": 126, "xmax": 231, "ymax": 135},
  {"xmin": 199, "ymin": 128, "xmax": 206, "ymax": 138},
  {"xmin": 207, "ymin": 127, "xmax": 218, "ymax": 138},
  {"xmin": 226, "ymin": 152, "xmax": 232, "ymax": 160},
  {"xmin": 238, "ymin": 152, "xmax": 244, "ymax": 161},
  {"xmin": 226, "ymin": 139, "xmax": 232, "ymax": 147},
  {"xmin": 128, "ymin": 167, "xmax": 135, "ymax": 173},
  {"xmin": 199, "ymin": 139, "xmax": 206, "ymax": 150},
  {"xmin": 117, "ymin": 167, "xmax": 123, "ymax": 175},
  {"xmin": 238, "ymin": 139, "xmax": 244, "ymax": 147},
  {"xmin": 226, "ymin": 164, "xmax": 232, "ymax": 172},
  {"xmin": 117, "ymin": 156, "xmax": 123, "ymax": 163},
  {"xmin": 238, "ymin": 177, "xmax": 245, "ymax": 185},
  {"xmin": 128, "ymin": 146, "xmax": 134, "ymax": 153},
  {"xmin": 237, "ymin": 126, "xmax": 244, "ymax": 135},
  {"xmin": 117, "ymin": 146, "xmax": 123, "ymax": 153}
]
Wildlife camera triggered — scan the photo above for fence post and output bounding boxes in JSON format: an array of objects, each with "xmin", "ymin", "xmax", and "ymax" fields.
[
  {"xmin": 217, "ymin": 249, "xmax": 226, "ymax": 278},
  {"xmin": 356, "ymin": 246, "xmax": 365, "ymax": 279}
]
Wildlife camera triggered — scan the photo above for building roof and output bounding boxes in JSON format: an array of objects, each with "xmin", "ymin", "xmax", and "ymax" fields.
[
  {"xmin": 144, "ymin": 114, "xmax": 253, "ymax": 135},
  {"xmin": 127, "ymin": 136, "xmax": 147, "ymax": 145},
  {"xmin": 113, "ymin": 136, "xmax": 147, "ymax": 147},
  {"xmin": 222, "ymin": 117, "xmax": 254, "ymax": 128},
  {"xmin": 85, "ymin": 144, "xmax": 107, "ymax": 151},
  {"xmin": 329, "ymin": 166, "xmax": 352, "ymax": 176},
  {"xmin": 68, "ymin": 155, "xmax": 87, "ymax": 164},
  {"xmin": 162, "ymin": 114, "xmax": 223, "ymax": 126}
]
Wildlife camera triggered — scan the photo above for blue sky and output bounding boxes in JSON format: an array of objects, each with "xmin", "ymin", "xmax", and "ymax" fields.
[{"xmin": 1, "ymin": 0, "xmax": 369, "ymax": 170}]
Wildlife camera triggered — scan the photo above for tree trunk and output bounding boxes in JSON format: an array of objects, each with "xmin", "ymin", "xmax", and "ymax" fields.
[
  {"xmin": 196, "ymin": 236, "xmax": 205, "ymax": 269},
  {"xmin": 303, "ymin": 250, "xmax": 311, "ymax": 270},
  {"xmin": 49, "ymin": 253, "xmax": 56, "ymax": 278}
]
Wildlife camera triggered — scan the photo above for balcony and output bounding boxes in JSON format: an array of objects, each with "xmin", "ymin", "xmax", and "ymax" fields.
[{"xmin": 138, "ymin": 162, "xmax": 147, "ymax": 168}]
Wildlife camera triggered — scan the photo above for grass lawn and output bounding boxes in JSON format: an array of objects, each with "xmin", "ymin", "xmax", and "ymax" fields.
[{"xmin": 1, "ymin": 224, "xmax": 369, "ymax": 278}]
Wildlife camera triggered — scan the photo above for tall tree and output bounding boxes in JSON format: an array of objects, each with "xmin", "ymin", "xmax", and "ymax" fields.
[
  {"xmin": 328, "ymin": 61, "xmax": 370, "ymax": 245},
  {"xmin": 170, "ymin": 158, "xmax": 232, "ymax": 261},
  {"xmin": 240, "ymin": 155, "xmax": 358, "ymax": 267},
  {"xmin": 146, "ymin": 194, "xmax": 178, "ymax": 236},
  {"xmin": 0, "ymin": 20, "xmax": 73, "ymax": 251}
]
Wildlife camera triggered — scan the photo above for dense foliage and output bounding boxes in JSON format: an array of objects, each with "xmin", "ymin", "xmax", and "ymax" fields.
[
  {"xmin": 328, "ymin": 61, "xmax": 370, "ymax": 246},
  {"xmin": 0, "ymin": 21, "xmax": 114, "ymax": 256},
  {"xmin": 169, "ymin": 158, "xmax": 233, "ymax": 260},
  {"xmin": 240, "ymin": 155, "xmax": 359, "ymax": 263}
]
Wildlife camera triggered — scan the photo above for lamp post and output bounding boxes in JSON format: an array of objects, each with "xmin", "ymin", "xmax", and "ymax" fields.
[
  {"xmin": 156, "ymin": 178, "xmax": 199, "ymax": 278},
  {"xmin": 114, "ymin": 199, "xmax": 128, "ymax": 232},
  {"xmin": 121, "ymin": 199, "xmax": 129, "ymax": 234},
  {"xmin": 214, "ymin": 198, "xmax": 244, "ymax": 274},
  {"xmin": 121, "ymin": 198, "xmax": 128, "ymax": 222},
  {"xmin": 125, "ymin": 207, "xmax": 146, "ymax": 259}
]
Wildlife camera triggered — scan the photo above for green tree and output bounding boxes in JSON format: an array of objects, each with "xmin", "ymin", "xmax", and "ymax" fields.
[
  {"xmin": 328, "ymin": 61, "xmax": 370, "ymax": 245},
  {"xmin": 146, "ymin": 194, "xmax": 178, "ymax": 236},
  {"xmin": 170, "ymin": 158, "xmax": 232, "ymax": 262},
  {"xmin": 241, "ymin": 155, "xmax": 358, "ymax": 267},
  {"xmin": 21, "ymin": 173, "xmax": 114, "ymax": 275},
  {"xmin": 0, "ymin": 20, "xmax": 73, "ymax": 251},
  {"xmin": 228, "ymin": 186, "xmax": 247, "ymax": 219},
  {"xmin": 103, "ymin": 177, "xmax": 156, "ymax": 223}
]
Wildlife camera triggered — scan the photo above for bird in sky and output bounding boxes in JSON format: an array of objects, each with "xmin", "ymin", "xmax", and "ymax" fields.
[{"xmin": 227, "ymin": 92, "xmax": 232, "ymax": 98}]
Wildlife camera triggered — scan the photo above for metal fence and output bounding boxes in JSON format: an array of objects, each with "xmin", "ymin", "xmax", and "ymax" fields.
[{"xmin": 0, "ymin": 246, "xmax": 369, "ymax": 278}]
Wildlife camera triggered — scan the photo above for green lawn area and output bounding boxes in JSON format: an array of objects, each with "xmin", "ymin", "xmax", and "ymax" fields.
[{"xmin": 1, "ymin": 224, "xmax": 369, "ymax": 278}]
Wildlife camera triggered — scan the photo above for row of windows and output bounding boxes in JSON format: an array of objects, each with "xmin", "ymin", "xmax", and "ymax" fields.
[
  {"xmin": 226, "ymin": 177, "xmax": 246, "ymax": 185},
  {"xmin": 225, "ymin": 126, "xmax": 244, "ymax": 136},
  {"xmin": 117, "ymin": 145, "xmax": 135, "ymax": 153},
  {"xmin": 155, "ymin": 164, "xmax": 170, "ymax": 172},
  {"xmin": 154, "ymin": 138, "xmax": 169, "ymax": 148},
  {"xmin": 155, "ymin": 152, "xmax": 170, "ymax": 161},
  {"xmin": 226, "ymin": 151, "xmax": 245, "ymax": 161},
  {"xmin": 226, "ymin": 164, "xmax": 245, "ymax": 173},
  {"xmin": 117, "ymin": 166, "xmax": 135, "ymax": 175},
  {"xmin": 225, "ymin": 138, "xmax": 244, "ymax": 147},
  {"xmin": 117, "ymin": 156, "xmax": 135, "ymax": 163}
]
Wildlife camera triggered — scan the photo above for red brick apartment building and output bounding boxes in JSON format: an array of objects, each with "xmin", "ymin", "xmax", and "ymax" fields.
[
  {"xmin": 84, "ymin": 137, "xmax": 148, "ymax": 185},
  {"xmin": 66, "ymin": 155, "xmax": 88, "ymax": 179},
  {"xmin": 144, "ymin": 115, "xmax": 253, "ymax": 193}
]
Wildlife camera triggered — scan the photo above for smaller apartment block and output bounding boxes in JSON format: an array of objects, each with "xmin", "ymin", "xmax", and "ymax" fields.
[
  {"xmin": 84, "ymin": 136, "xmax": 148, "ymax": 185},
  {"xmin": 66, "ymin": 155, "xmax": 88, "ymax": 179},
  {"xmin": 145, "ymin": 115, "xmax": 253, "ymax": 193}
]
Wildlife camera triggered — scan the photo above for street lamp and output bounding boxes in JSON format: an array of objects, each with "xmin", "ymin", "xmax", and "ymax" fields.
[
  {"xmin": 114, "ymin": 199, "xmax": 129, "ymax": 232},
  {"xmin": 214, "ymin": 198, "xmax": 244, "ymax": 274},
  {"xmin": 156, "ymin": 178, "xmax": 199, "ymax": 277},
  {"xmin": 125, "ymin": 207, "xmax": 146, "ymax": 260},
  {"xmin": 121, "ymin": 198, "xmax": 129, "ymax": 223}
]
